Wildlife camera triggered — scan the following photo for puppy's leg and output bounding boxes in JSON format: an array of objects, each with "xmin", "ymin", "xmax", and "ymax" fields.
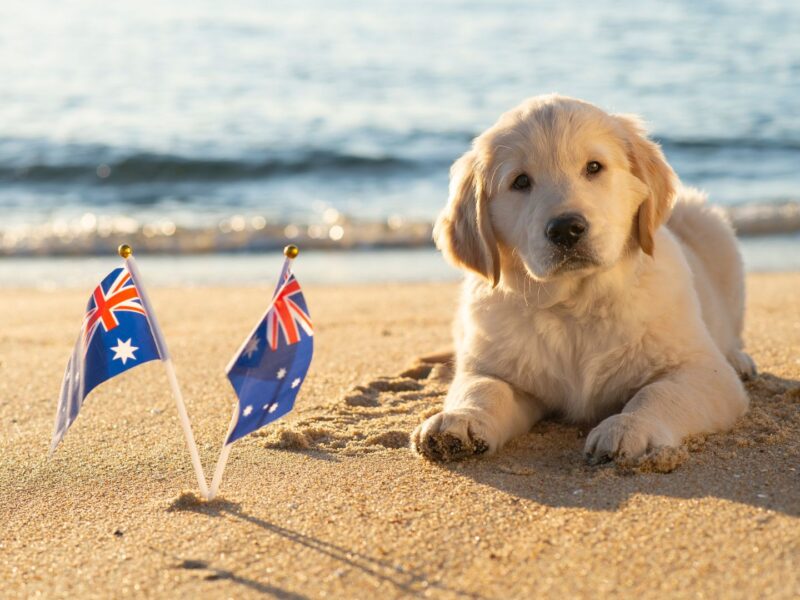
[
  {"xmin": 584, "ymin": 355, "xmax": 748, "ymax": 463},
  {"xmin": 412, "ymin": 373, "xmax": 543, "ymax": 461}
]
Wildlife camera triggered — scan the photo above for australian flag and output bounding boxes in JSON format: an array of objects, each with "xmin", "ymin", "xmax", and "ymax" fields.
[
  {"xmin": 225, "ymin": 260, "xmax": 313, "ymax": 444},
  {"xmin": 51, "ymin": 267, "xmax": 161, "ymax": 452}
]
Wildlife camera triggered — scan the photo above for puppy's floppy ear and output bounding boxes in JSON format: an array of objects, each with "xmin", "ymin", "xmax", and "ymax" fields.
[
  {"xmin": 433, "ymin": 150, "xmax": 500, "ymax": 285},
  {"xmin": 614, "ymin": 114, "xmax": 677, "ymax": 256}
]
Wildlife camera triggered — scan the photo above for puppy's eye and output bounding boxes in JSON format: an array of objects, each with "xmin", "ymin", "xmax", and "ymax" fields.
[
  {"xmin": 586, "ymin": 161, "xmax": 603, "ymax": 175},
  {"xmin": 511, "ymin": 173, "xmax": 531, "ymax": 191}
]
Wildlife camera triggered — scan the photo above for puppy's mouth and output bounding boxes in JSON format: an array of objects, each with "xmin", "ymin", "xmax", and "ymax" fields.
[
  {"xmin": 550, "ymin": 251, "xmax": 599, "ymax": 274},
  {"xmin": 522, "ymin": 247, "xmax": 599, "ymax": 281}
]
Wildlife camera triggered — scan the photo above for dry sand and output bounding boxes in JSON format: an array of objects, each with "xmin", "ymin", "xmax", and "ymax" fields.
[{"xmin": 1, "ymin": 274, "xmax": 799, "ymax": 599}]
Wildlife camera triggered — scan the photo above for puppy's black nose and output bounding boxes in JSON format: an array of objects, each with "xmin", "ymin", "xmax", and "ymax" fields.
[{"xmin": 545, "ymin": 213, "xmax": 588, "ymax": 248}]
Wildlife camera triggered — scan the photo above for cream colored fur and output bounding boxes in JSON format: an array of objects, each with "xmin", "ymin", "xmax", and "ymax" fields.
[{"xmin": 412, "ymin": 95, "xmax": 754, "ymax": 464}]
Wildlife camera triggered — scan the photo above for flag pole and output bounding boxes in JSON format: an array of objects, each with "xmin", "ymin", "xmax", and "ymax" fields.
[
  {"xmin": 207, "ymin": 244, "xmax": 298, "ymax": 500},
  {"xmin": 118, "ymin": 244, "xmax": 209, "ymax": 499},
  {"xmin": 208, "ymin": 405, "xmax": 237, "ymax": 500}
]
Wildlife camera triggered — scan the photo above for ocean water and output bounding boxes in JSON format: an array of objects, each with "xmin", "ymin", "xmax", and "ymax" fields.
[
  {"xmin": 2, "ymin": 237, "xmax": 799, "ymax": 290},
  {"xmin": 1, "ymin": 0, "xmax": 799, "ymax": 268}
]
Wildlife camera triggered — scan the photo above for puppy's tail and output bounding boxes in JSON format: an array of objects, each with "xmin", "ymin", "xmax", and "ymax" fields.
[
  {"xmin": 667, "ymin": 185, "xmax": 746, "ymax": 339},
  {"xmin": 668, "ymin": 188, "xmax": 741, "ymax": 267},
  {"xmin": 418, "ymin": 347, "xmax": 455, "ymax": 364},
  {"xmin": 399, "ymin": 347, "xmax": 455, "ymax": 382}
]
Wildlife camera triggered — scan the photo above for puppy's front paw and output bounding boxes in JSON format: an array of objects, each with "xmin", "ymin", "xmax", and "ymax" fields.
[
  {"xmin": 728, "ymin": 349, "xmax": 757, "ymax": 381},
  {"xmin": 584, "ymin": 413, "xmax": 671, "ymax": 465},
  {"xmin": 411, "ymin": 409, "xmax": 495, "ymax": 462}
]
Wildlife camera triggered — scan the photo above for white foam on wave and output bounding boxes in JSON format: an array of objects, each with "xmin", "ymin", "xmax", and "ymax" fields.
[
  {"xmin": 1, "ymin": 236, "xmax": 798, "ymax": 290},
  {"xmin": 1, "ymin": 201, "xmax": 798, "ymax": 258},
  {"xmin": 726, "ymin": 202, "xmax": 800, "ymax": 236}
]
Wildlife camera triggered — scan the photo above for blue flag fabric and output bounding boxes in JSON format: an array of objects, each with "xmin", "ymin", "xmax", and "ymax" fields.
[
  {"xmin": 51, "ymin": 266, "xmax": 161, "ymax": 451},
  {"xmin": 225, "ymin": 261, "xmax": 313, "ymax": 444}
]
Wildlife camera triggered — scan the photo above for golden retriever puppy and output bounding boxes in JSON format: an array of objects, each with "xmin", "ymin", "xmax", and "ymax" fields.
[{"xmin": 412, "ymin": 94, "xmax": 755, "ymax": 464}]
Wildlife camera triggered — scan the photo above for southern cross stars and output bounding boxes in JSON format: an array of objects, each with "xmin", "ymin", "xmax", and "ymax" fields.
[
  {"xmin": 243, "ymin": 336, "xmax": 260, "ymax": 359},
  {"xmin": 276, "ymin": 369, "xmax": 299, "ymax": 387},
  {"xmin": 110, "ymin": 338, "xmax": 138, "ymax": 365}
]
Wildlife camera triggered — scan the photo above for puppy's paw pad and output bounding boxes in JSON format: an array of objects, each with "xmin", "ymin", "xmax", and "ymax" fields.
[
  {"xmin": 438, "ymin": 433, "xmax": 466, "ymax": 457},
  {"xmin": 411, "ymin": 411, "xmax": 493, "ymax": 462},
  {"xmin": 584, "ymin": 414, "xmax": 659, "ymax": 464}
]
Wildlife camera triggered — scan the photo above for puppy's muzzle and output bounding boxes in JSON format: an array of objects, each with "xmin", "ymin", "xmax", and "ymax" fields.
[{"xmin": 545, "ymin": 213, "xmax": 588, "ymax": 249}]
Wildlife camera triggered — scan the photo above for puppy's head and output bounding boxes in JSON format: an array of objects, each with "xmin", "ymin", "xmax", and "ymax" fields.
[{"xmin": 434, "ymin": 95, "xmax": 676, "ymax": 284}]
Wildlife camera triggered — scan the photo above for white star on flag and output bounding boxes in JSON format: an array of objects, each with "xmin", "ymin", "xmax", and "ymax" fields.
[
  {"xmin": 291, "ymin": 377, "xmax": 301, "ymax": 389},
  {"xmin": 243, "ymin": 337, "xmax": 260, "ymax": 358},
  {"xmin": 243, "ymin": 405, "xmax": 253, "ymax": 416},
  {"xmin": 276, "ymin": 368, "xmax": 287, "ymax": 379},
  {"xmin": 110, "ymin": 338, "xmax": 139, "ymax": 365}
]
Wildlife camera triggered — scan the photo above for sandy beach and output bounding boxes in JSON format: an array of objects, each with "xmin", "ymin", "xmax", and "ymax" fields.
[{"xmin": 2, "ymin": 274, "xmax": 799, "ymax": 599}]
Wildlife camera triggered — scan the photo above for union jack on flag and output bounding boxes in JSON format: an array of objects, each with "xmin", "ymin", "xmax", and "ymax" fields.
[
  {"xmin": 225, "ymin": 258, "xmax": 313, "ymax": 444},
  {"xmin": 82, "ymin": 269, "xmax": 148, "ymax": 347},
  {"xmin": 266, "ymin": 277, "xmax": 313, "ymax": 350},
  {"xmin": 51, "ymin": 267, "xmax": 161, "ymax": 452}
]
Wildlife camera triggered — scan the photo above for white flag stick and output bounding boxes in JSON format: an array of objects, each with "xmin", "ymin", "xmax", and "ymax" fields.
[
  {"xmin": 208, "ymin": 247, "xmax": 297, "ymax": 500},
  {"xmin": 208, "ymin": 406, "xmax": 237, "ymax": 500},
  {"xmin": 119, "ymin": 245, "xmax": 209, "ymax": 499}
]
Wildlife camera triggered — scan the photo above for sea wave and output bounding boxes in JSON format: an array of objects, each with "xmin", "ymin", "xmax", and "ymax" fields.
[
  {"xmin": 658, "ymin": 137, "xmax": 800, "ymax": 152},
  {"xmin": 1, "ymin": 201, "xmax": 798, "ymax": 257},
  {"xmin": 4, "ymin": 132, "xmax": 800, "ymax": 185},
  {"xmin": 0, "ymin": 150, "xmax": 422, "ymax": 184}
]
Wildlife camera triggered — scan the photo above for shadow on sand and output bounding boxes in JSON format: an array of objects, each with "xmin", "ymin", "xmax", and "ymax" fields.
[
  {"xmin": 434, "ymin": 372, "xmax": 800, "ymax": 517},
  {"xmin": 165, "ymin": 372, "xmax": 798, "ymax": 597},
  {"xmin": 169, "ymin": 496, "xmax": 486, "ymax": 599}
]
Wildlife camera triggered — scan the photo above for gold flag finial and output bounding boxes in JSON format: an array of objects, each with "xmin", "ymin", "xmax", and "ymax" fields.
[
  {"xmin": 118, "ymin": 244, "xmax": 133, "ymax": 259},
  {"xmin": 283, "ymin": 244, "xmax": 299, "ymax": 259}
]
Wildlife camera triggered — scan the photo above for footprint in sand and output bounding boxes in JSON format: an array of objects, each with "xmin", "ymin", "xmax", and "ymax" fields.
[
  {"xmin": 258, "ymin": 355, "xmax": 453, "ymax": 456},
  {"xmin": 258, "ymin": 354, "xmax": 800, "ymax": 475}
]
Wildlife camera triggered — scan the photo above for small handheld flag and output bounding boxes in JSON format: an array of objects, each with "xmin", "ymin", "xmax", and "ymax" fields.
[
  {"xmin": 225, "ymin": 259, "xmax": 313, "ymax": 444},
  {"xmin": 51, "ymin": 263, "xmax": 161, "ymax": 451},
  {"xmin": 208, "ymin": 245, "xmax": 313, "ymax": 499},
  {"xmin": 51, "ymin": 245, "xmax": 209, "ymax": 498}
]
